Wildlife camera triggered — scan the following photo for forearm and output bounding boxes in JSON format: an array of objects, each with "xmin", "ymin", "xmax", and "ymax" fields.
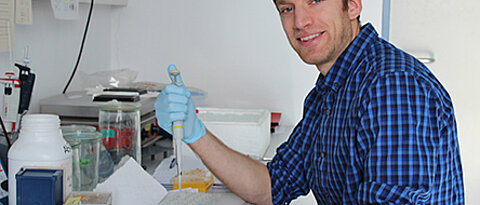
[{"xmin": 189, "ymin": 129, "xmax": 272, "ymax": 205}]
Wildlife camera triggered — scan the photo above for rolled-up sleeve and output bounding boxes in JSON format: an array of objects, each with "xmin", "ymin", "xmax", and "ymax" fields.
[{"xmin": 267, "ymin": 121, "xmax": 312, "ymax": 205}]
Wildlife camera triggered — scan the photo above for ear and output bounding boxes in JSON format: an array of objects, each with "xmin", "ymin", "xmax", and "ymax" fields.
[{"xmin": 347, "ymin": 0, "xmax": 362, "ymax": 20}]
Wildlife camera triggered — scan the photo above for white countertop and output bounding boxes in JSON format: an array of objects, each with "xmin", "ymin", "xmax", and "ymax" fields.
[
  {"xmin": 263, "ymin": 126, "xmax": 294, "ymax": 160},
  {"xmin": 154, "ymin": 126, "xmax": 295, "ymax": 204}
]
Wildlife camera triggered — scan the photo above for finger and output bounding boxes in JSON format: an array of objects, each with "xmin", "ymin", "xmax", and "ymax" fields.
[
  {"xmin": 168, "ymin": 64, "xmax": 184, "ymax": 85},
  {"xmin": 169, "ymin": 112, "xmax": 187, "ymax": 122},
  {"xmin": 163, "ymin": 84, "xmax": 191, "ymax": 98},
  {"xmin": 167, "ymin": 103, "xmax": 188, "ymax": 113},
  {"xmin": 163, "ymin": 84, "xmax": 188, "ymax": 95}
]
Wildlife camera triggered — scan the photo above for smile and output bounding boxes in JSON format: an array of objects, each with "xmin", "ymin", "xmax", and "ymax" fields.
[{"xmin": 298, "ymin": 33, "xmax": 321, "ymax": 42}]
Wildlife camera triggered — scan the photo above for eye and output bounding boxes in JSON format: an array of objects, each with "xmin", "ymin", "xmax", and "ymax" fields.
[
  {"xmin": 277, "ymin": 5, "xmax": 294, "ymax": 14},
  {"xmin": 281, "ymin": 7, "xmax": 293, "ymax": 14},
  {"xmin": 312, "ymin": 0, "xmax": 323, "ymax": 4}
]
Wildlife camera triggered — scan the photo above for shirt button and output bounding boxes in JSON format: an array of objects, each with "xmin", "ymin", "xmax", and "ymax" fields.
[
  {"xmin": 321, "ymin": 152, "xmax": 325, "ymax": 157},
  {"xmin": 326, "ymin": 109, "xmax": 331, "ymax": 115},
  {"xmin": 334, "ymin": 83, "xmax": 339, "ymax": 87}
]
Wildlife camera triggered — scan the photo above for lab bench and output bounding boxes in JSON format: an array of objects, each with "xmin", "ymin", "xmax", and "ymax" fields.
[{"xmin": 148, "ymin": 126, "xmax": 294, "ymax": 204}]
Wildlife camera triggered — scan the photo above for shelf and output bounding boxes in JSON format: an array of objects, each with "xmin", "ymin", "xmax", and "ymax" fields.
[{"xmin": 79, "ymin": 0, "xmax": 127, "ymax": 6}]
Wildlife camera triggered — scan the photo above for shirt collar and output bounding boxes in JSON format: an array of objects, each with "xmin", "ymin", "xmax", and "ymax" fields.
[{"xmin": 315, "ymin": 23, "xmax": 378, "ymax": 93}]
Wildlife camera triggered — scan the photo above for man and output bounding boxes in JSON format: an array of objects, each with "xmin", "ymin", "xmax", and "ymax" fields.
[{"xmin": 155, "ymin": 0, "xmax": 465, "ymax": 204}]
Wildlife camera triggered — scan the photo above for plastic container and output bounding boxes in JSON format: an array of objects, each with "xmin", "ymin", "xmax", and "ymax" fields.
[
  {"xmin": 98, "ymin": 102, "xmax": 141, "ymax": 170},
  {"xmin": 170, "ymin": 169, "xmax": 214, "ymax": 192},
  {"xmin": 62, "ymin": 126, "xmax": 102, "ymax": 191},
  {"xmin": 8, "ymin": 114, "xmax": 72, "ymax": 205},
  {"xmin": 16, "ymin": 169, "xmax": 63, "ymax": 205},
  {"xmin": 193, "ymin": 108, "xmax": 271, "ymax": 157}
]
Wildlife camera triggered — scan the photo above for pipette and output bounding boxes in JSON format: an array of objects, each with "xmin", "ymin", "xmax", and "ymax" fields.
[{"xmin": 169, "ymin": 65, "xmax": 183, "ymax": 190}]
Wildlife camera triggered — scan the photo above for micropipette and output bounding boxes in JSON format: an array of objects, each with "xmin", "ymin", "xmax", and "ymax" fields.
[{"xmin": 169, "ymin": 65, "xmax": 183, "ymax": 190}]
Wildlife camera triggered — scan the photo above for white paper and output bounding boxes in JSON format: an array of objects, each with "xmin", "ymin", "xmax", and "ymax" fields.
[
  {"xmin": 15, "ymin": 0, "xmax": 32, "ymax": 24},
  {"xmin": 0, "ymin": 0, "xmax": 14, "ymax": 51},
  {"xmin": 50, "ymin": 0, "xmax": 79, "ymax": 20},
  {"xmin": 94, "ymin": 157, "xmax": 168, "ymax": 205}
]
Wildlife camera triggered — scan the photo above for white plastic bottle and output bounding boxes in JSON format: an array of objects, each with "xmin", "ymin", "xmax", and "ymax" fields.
[{"xmin": 8, "ymin": 114, "xmax": 72, "ymax": 205}]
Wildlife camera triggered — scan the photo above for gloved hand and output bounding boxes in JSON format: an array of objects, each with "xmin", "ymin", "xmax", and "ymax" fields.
[{"xmin": 154, "ymin": 65, "xmax": 206, "ymax": 144}]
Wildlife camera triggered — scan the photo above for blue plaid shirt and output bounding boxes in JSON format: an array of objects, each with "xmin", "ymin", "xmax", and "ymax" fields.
[{"xmin": 267, "ymin": 23, "xmax": 464, "ymax": 204}]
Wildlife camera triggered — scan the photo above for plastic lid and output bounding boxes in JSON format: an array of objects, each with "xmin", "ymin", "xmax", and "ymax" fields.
[{"xmin": 98, "ymin": 100, "xmax": 141, "ymax": 111}]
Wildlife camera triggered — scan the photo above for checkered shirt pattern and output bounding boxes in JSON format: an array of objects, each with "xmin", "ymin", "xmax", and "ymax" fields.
[{"xmin": 267, "ymin": 23, "xmax": 464, "ymax": 204}]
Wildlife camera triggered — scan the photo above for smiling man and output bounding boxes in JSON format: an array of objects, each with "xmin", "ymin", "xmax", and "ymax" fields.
[
  {"xmin": 277, "ymin": 0, "xmax": 358, "ymax": 75},
  {"xmin": 155, "ymin": 0, "xmax": 465, "ymax": 204}
]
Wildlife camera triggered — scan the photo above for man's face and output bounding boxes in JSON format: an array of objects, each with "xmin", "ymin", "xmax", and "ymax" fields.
[{"xmin": 275, "ymin": 0, "xmax": 359, "ymax": 71}]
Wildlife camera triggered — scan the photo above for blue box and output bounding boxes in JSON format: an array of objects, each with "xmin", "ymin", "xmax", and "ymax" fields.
[{"xmin": 16, "ymin": 168, "xmax": 63, "ymax": 205}]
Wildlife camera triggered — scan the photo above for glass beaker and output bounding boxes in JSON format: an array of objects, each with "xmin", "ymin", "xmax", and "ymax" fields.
[
  {"xmin": 98, "ymin": 102, "xmax": 141, "ymax": 169},
  {"xmin": 62, "ymin": 125, "xmax": 102, "ymax": 191}
]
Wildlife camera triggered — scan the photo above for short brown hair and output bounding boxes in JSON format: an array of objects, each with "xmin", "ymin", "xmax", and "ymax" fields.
[
  {"xmin": 273, "ymin": 0, "xmax": 358, "ymax": 21},
  {"xmin": 273, "ymin": 0, "xmax": 349, "ymax": 10},
  {"xmin": 341, "ymin": 0, "xmax": 349, "ymax": 10}
]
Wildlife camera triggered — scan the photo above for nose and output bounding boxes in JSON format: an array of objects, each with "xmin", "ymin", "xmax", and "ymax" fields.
[{"xmin": 294, "ymin": 6, "xmax": 312, "ymax": 30}]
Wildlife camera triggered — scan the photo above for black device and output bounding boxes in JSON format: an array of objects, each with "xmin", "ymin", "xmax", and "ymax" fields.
[
  {"xmin": 93, "ymin": 94, "xmax": 140, "ymax": 102},
  {"xmin": 103, "ymin": 87, "xmax": 147, "ymax": 95},
  {"xmin": 14, "ymin": 64, "xmax": 35, "ymax": 114}
]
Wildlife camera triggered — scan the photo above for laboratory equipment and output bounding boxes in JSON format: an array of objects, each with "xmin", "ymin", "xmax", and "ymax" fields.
[
  {"xmin": 0, "ymin": 47, "xmax": 35, "ymax": 134},
  {"xmin": 0, "ymin": 72, "xmax": 21, "ymax": 132},
  {"xmin": 64, "ymin": 191, "xmax": 112, "ymax": 205},
  {"xmin": 62, "ymin": 125, "xmax": 102, "ymax": 191},
  {"xmin": 8, "ymin": 114, "xmax": 72, "ymax": 205},
  {"xmin": 0, "ymin": 64, "xmax": 35, "ymax": 133},
  {"xmin": 182, "ymin": 108, "xmax": 271, "ymax": 158},
  {"xmin": 98, "ymin": 101, "xmax": 141, "ymax": 168},
  {"xmin": 61, "ymin": 125, "xmax": 114, "ymax": 183},
  {"xmin": 170, "ymin": 168, "xmax": 214, "ymax": 192},
  {"xmin": 16, "ymin": 168, "xmax": 63, "ymax": 205},
  {"xmin": 169, "ymin": 66, "xmax": 184, "ymax": 190},
  {"xmin": 39, "ymin": 90, "xmax": 165, "ymax": 152}
]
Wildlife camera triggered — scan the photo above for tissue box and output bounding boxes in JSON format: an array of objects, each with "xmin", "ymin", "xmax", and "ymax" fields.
[{"xmin": 196, "ymin": 107, "xmax": 271, "ymax": 157}]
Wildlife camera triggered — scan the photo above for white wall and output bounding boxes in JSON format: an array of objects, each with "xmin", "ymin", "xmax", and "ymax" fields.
[
  {"xmin": 108, "ymin": 0, "xmax": 313, "ymax": 125},
  {"xmin": 109, "ymin": 0, "xmax": 382, "ymax": 126},
  {"xmin": 390, "ymin": 0, "xmax": 479, "ymax": 203},
  {"xmin": 6, "ymin": 0, "xmax": 383, "ymax": 126},
  {"xmin": 6, "ymin": 0, "xmax": 113, "ymax": 113}
]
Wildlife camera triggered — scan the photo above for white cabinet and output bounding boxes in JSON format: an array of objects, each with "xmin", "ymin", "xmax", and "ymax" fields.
[{"xmin": 79, "ymin": 0, "xmax": 127, "ymax": 6}]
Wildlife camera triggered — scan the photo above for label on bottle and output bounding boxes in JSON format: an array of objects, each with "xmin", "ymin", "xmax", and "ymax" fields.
[{"xmin": 9, "ymin": 158, "xmax": 73, "ymax": 204}]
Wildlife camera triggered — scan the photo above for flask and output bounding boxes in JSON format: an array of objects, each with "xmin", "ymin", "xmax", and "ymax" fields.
[
  {"xmin": 62, "ymin": 125, "xmax": 105, "ymax": 191},
  {"xmin": 8, "ymin": 114, "xmax": 72, "ymax": 205},
  {"xmin": 98, "ymin": 102, "xmax": 141, "ymax": 170}
]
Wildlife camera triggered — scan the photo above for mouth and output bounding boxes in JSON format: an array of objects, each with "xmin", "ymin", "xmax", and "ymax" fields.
[{"xmin": 297, "ymin": 32, "xmax": 322, "ymax": 42}]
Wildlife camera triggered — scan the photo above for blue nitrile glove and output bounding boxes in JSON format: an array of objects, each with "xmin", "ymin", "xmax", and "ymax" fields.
[{"xmin": 154, "ymin": 65, "xmax": 206, "ymax": 144}]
